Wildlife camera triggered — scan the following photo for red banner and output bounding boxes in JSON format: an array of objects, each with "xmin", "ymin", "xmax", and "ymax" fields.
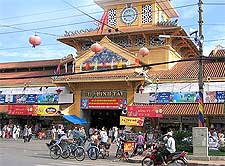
[
  {"xmin": 88, "ymin": 98, "xmax": 123, "ymax": 109},
  {"xmin": 127, "ymin": 105, "xmax": 163, "ymax": 118},
  {"xmin": 8, "ymin": 105, "xmax": 37, "ymax": 115}
]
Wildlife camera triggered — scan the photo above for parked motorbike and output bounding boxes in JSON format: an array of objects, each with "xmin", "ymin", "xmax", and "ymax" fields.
[{"xmin": 142, "ymin": 142, "xmax": 188, "ymax": 166}]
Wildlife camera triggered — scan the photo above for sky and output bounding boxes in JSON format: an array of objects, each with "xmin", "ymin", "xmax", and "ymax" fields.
[{"xmin": 0, "ymin": 0, "xmax": 225, "ymax": 63}]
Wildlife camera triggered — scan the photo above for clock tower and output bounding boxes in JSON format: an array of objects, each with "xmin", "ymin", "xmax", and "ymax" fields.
[{"xmin": 94, "ymin": 0, "xmax": 179, "ymax": 30}]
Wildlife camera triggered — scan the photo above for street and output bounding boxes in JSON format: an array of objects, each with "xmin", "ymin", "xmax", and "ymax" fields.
[{"xmin": 0, "ymin": 139, "xmax": 140, "ymax": 166}]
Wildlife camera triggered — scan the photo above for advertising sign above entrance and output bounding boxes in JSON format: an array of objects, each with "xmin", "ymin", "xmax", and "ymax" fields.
[
  {"xmin": 81, "ymin": 90, "xmax": 127, "ymax": 110},
  {"xmin": 120, "ymin": 116, "xmax": 144, "ymax": 126},
  {"xmin": 127, "ymin": 105, "xmax": 163, "ymax": 118},
  {"xmin": 8, "ymin": 105, "xmax": 36, "ymax": 115}
]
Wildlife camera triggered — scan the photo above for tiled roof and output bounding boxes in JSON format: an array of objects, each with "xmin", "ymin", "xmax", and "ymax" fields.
[
  {"xmin": 162, "ymin": 103, "xmax": 224, "ymax": 115},
  {"xmin": 134, "ymin": 103, "xmax": 224, "ymax": 116},
  {"xmin": 0, "ymin": 70, "xmax": 54, "ymax": 87},
  {"xmin": 148, "ymin": 60, "xmax": 225, "ymax": 81},
  {"xmin": 0, "ymin": 59, "xmax": 60, "ymax": 69}
]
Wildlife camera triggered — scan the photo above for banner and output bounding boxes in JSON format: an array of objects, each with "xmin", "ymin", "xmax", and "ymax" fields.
[
  {"xmin": 38, "ymin": 94, "xmax": 58, "ymax": 104},
  {"xmin": 81, "ymin": 98, "xmax": 127, "ymax": 110},
  {"xmin": 8, "ymin": 105, "xmax": 36, "ymax": 115},
  {"xmin": 127, "ymin": 105, "xmax": 163, "ymax": 118},
  {"xmin": 120, "ymin": 116, "xmax": 144, "ymax": 126},
  {"xmin": 172, "ymin": 92, "xmax": 198, "ymax": 103},
  {"xmin": 157, "ymin": 92, "xmax": 172, "ymax": 103},
  {"xmin": 36, "ymin": 105, "xmax": 59, "ymax": 116}
]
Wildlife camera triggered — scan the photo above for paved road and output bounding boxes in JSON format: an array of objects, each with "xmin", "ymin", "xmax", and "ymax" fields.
[{"xmin": 0, "ymin": 139, "xmax": 140, "ymax": 166}]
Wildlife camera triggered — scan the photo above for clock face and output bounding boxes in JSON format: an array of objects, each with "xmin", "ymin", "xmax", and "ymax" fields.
[{"xmin": 121, "ymin": 7, "xmax": 138, "ymax": 24}]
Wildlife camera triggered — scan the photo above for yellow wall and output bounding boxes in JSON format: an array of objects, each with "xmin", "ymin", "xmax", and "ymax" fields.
[{"xmin": 70, "ymin": 81, "xmax": 138, "ymax": 117}]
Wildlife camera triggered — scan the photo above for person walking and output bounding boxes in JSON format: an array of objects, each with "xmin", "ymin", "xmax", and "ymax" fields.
[
  {"xmin": 23, "ymin": 125, "xmax": 29, "ymax": 143},
  {"xmin": 27, "ymin": 126, "xmax": 33, "ymax": 142},
  {"xmin": 12, "ymin": 125, "xmax": 17, "ymax": 140},
  {"xmin": 15, "ymin": 126, "xmax": 21, "ymax": 140},
  {"xmin": 51, "ymin": 126, "xmax": 57, "ymax": 140}
]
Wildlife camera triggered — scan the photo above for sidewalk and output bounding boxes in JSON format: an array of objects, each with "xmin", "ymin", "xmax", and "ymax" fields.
[{"xmin": 127, "ymin": 155, "xmax": 225, "ymax": 166}]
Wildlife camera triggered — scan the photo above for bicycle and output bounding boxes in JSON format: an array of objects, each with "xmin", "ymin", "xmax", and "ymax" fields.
[{"xmin": 86, "ymin": 142, "xmax": 99, "ymax": 160}]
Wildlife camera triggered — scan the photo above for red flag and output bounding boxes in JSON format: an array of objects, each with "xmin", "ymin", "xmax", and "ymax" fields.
[
  {"xmin": 97, "ymin": 11, "xmax": 108, "ymax": 34},
  {"xmin": 86, "ymin": 62, "xmax": 90, "ymax": 70},
  {"xmin": 56, "ymin": 64, "xmax": 60, "ymax": 74}
]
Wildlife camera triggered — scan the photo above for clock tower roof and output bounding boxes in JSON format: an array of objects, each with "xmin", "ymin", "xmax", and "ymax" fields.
[{"xmin": 94, "ymin": 0, "xmax": 178, "ymax": 18}]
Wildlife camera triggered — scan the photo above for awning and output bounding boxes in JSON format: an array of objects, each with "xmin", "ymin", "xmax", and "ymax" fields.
[{"xmin": 63, "ymin": 115, "xmax": 88, "ymax": 124}]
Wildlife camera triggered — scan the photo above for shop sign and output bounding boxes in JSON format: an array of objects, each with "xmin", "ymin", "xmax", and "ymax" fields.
[
  {"xmin": 210, "ymin": 116, "xmax": 225, "ymax": 124},
  {"xmin": 182, "ymin": 116, "xmax": 198, "ymax": 124},
  {"xmin": 124, "ymin": 141, "xmax": 135, "ymax": 153},
  {"xmin": 120, "ymin": 116, "xmax": 144, "ymax": 126},
  {"xmin": 127, "ymin": 105, "xmax": 163, "ymax": 118},
  {"xmin": 157, "ymin": 92, "xmax": 172, "ymax": 103},
  {"xmin": 158, "ymin": 116, "xmax": 181, "ymax": 123},
  {"xmin": 204, "ymin": 91, "xmax": 224, "ymax": 103},
  {"xmin": 36, "ymin": 105, "xmax": 59, "ymax": 116},
  {"xmin": 81, "ymin": 98, "xmax": 127, "ymax": 110},
  {"xmin": 0, "ymin": 105, "xmax": 8, "ymax": 113},
  {"xmin": 37, "ymin": 94, "xmax": 58, "ymax": 104},
  {"xmin": 0, "ymin": 94, "xmax": 6, "ymax": 103},
  {"xmin": 81, "ymin": 90, "xmax": 127, "ymax": 98},
  {"xmin": 8, "ymin": 105, "xmax": 36, "ymax": 115},
  {"xmin": 172, "ymin": 92, "xmax": 198, "ymax": 103}
]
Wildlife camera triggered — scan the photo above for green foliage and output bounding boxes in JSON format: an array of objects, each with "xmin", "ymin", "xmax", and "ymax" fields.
[
  {"xmin": 174, "ymin": 131, "xmax": 193, "ymax": 153},
  {"xmin": 219, "ymin": 146, "xmax": 225, "ymax": 152}
]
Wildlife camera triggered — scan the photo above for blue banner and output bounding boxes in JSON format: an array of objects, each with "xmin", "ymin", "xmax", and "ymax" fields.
[
  {"xmin": 216, "ymin": 91, "xmax": 224, "ymax": 103},
  {"xmin": 157, "ymin": 92, "xmax": 171, "ymax": 103},
  {"xmin": 38, "ymin": 94, "xmax": 58, "ymax": 104},
  {"xmin": 0, "ymin": 94, "xmax": 6, "ymax": 104},
  {"xmin": 172, "ymin": 92, "xmax": 198, "ymax": 103},
  {"xmin": 26, "ymin": 94, "xmax": 38, "ymax": 104}
]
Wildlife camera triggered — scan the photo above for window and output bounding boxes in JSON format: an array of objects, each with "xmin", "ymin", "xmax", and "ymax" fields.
[
  {"xmin": 142, "ymin": 4, "xmax": 152, "ymax": 24},
  {"xmin": 108, "ymin": 8, "xmax": 117, "ymax": 26}
]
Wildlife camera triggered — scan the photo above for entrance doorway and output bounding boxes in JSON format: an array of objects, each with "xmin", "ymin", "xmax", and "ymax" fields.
[{"xmin": 87, "ymin": 109, "xmax": 121, "ymax": 129}]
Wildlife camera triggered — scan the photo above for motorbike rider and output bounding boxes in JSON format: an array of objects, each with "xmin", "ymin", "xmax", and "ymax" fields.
[
  {"xmin": 72, "ymin": 127, "xmax": 87, "ymax": 146},
  {"xmin": 160, "ymin": 131, "xmax": 176, "ymax": 165},
  {"xmin": 133, "ymin": 131, "xmax": 145, "ymax": 155}
]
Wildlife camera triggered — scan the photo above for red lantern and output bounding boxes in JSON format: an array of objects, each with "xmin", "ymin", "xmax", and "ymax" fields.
[
  {"xmin": 139, "ymin": 85, "xmax": 144, "ymax": 94},
  {"xmin": 139, "ymin": 47, "xmax": 149, "ymax": 57},
  {"xmin": 135, "ymin": 58, "xmax": 140, "ymax": 66},
  {"xmin": 29, "ymin": 35, "xmax": 41, "ymax": 47},
  {"xmin": 91, "ymin": 42, "xmax": 102, "ymax": 53}
]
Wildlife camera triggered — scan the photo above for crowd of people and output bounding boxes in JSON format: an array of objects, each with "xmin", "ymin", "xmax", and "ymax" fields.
[{"xmin": 0, "ymin": 124, "xmax": 33, "ymax": 142}]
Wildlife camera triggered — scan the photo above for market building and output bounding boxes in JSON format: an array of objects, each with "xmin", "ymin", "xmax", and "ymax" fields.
[
  {"xmin": 0, "ymin": 56, "xmax": 74, "ymax": 131},
  {"xmin": 54, "ymin": 0, "xmax": 224, "ymax": 130},
  {"xmin": 1, "ymin": 0, "xmax": 224, "ymax": 132}
]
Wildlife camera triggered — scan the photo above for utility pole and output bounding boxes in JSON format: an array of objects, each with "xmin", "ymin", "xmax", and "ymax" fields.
[{"xmin": 198, "ymin": 0, "xmax": 204, "ymax": 127}]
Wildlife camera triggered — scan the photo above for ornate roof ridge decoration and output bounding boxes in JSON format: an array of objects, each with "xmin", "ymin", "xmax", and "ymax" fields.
[
  {"xmin": 157, "ymin": 19, "xmax": 178, "ymax": 27},
  {"xmin": 76, "ymin": 36, "xmax": 140, "ymax": 64}
]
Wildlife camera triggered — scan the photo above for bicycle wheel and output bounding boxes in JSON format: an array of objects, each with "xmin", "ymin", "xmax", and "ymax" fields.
[
  {"xmin": 142, "ymin": 156, "xmax": 154, "ymax": 166},
  {"xmin": 74, "ymin": 146, "xmax": 85, "ymax": 161},
  {"xmin": 49, "ymin": 145, "xmax": 61, "ymax": 159},
  {"xmin": 87, "ymin": 146, "xmax": 99, "ymax": 160},
  {"xmin": 61, "ymin": 144, "xmax": 70, "ymax": 159}
]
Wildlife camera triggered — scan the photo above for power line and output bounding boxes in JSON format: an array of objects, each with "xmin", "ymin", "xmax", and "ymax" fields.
[
  {"xmin": 0, "ymin": 56, "xmax": 224, "ymax": 80},
  {"xmin": 0, "ymin": 3, "xmax": 97, "ymax": 21},
  {"xmin": 0, "ymin": 2, "xmax": 198, "ymax": 36}
]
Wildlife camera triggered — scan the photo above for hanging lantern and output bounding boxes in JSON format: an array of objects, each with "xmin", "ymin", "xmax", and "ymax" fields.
[
  {"xmin": 91, "ymin": 42, "xmax": 102, "ymax": 53},
  {"xmin": 139, "ymin": 47, "xmax": 149, "ymax": 57},
  {"xmin": 29, "ymin": 34, "xmax": 41, "ymax": 47},
  {"xmin": 135, "ymin": 58, "xmax": 140, "ymax": 66},
  {"xmin": 139, "ymin": 85, "xmax": 144, "ymax": 94}
]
